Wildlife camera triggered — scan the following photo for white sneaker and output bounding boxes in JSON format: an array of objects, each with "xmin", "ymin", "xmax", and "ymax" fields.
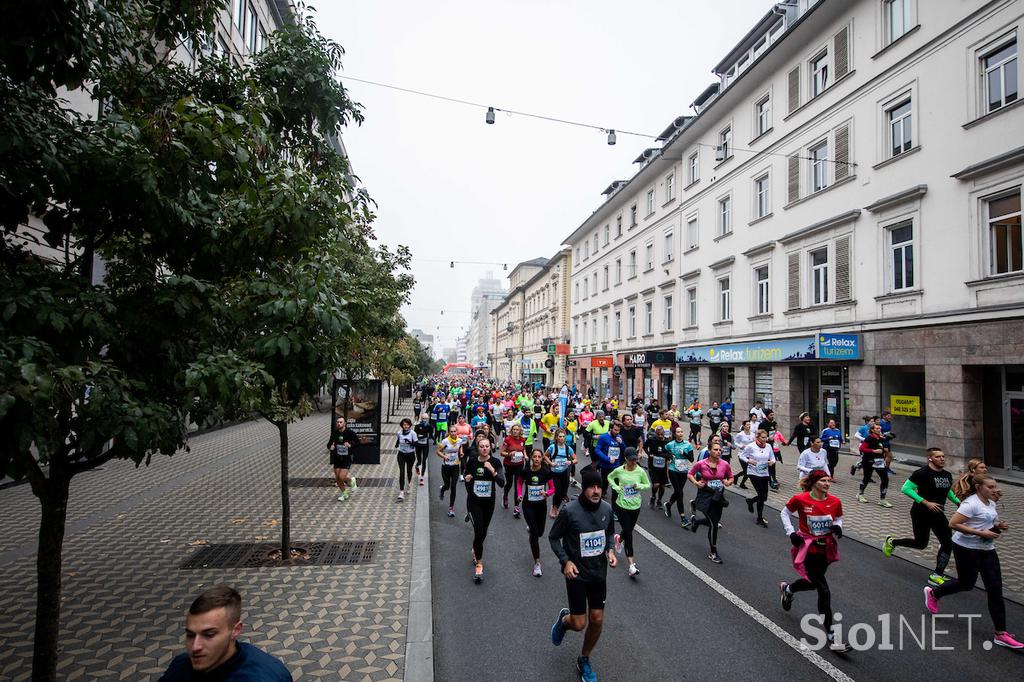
[
  {"xmin": 349, "ymin": 477, "xmax": 358, "ymax": 491},
  {"xmin": 628, "ymin": 563, "xmax": 639, "ymax": 577},
  {"xmin": 397, "ymin": 491, "xmax": 405, "ymax": 501},
  {"xmin": 337, "ymin": 494, "xmax": 346, "ymax": 502},
  {"xmin": 532, "ymin": 562, "xmax": 542, "ymax": 577}
]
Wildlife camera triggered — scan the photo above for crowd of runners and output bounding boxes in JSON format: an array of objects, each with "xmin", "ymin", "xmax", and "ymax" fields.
[{"xmin": 332, "ymin": 373, "xmax": 1020, "ymax": 682}]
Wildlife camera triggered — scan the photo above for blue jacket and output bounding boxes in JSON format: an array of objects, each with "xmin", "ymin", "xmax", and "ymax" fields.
[{"xmin": 594, "ymin": 432, "xmax": 625, "ymax": 470}]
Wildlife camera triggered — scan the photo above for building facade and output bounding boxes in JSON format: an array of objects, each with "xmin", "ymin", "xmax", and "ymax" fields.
[
  {"xmin": 410, "ymin": 328, "xmax": 436, "ymax": 360},
  {"xmin": 465, "ymin": 275, "xmax": 507, "ymax": 368},
  {"xmin": 565, "ymin": 0, "xmax": 1024, "ymax": 472}
]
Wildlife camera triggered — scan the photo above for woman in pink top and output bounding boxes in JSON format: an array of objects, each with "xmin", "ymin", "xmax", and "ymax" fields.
[{"xmin": 687, "ymin": 441, "xmax": 733, "ymax": 564}]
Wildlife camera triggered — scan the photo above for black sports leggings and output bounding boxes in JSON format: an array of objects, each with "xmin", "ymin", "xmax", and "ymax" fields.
[
  {"xmin": 893, "ymin": 504, "xmax": 953, "ymax": 574},
  {"xmin": 932, "ymin": 545, "xmax": 1006, "ymax": 630},
  {"xmin": 551, "ymin": 470, "xmax": 570, "ymax": 509},
  {"xmin": 397, "ymin": 452, "xmax": 415, "ymax": 491},
  {"xmin": 749, "ymin": 476, "xmax": 770, "ymax": 520},
  {"xmin": 440, "ymin": 464, "xmax": 459, "ymax": 507},
  {"xmin": 666, "ymin": 470, "xmax": 688, "ymax": 517},
  {"xmin": 503, "ymin": 465, "xmax": 523, "ymax": 505},
  {"xmin": 692, "ymin": 496, "xmax": 722, "ymax": 551},
  {"xmin": 860, "ymin": 461, "xmax": 889, "ymax": 497},
  {"xmin": 825, "ymin": 449, "xmax": 839, "ymax": 478},
  {"xmin": 615, "ymin": 506, "xmax": 640, "ymax": 557},
  {"xmin": 523, "ymin": 503, "xmax": 548, "ymax": 560},
  {"xmin": 467, "ymin": 495, "xmax": 495, "ymax": 560},
  {"xmin": 415, "ymin": 443, "xmax": 429, "ymax": 473},
  {"xmin": 789, "ymin": 550, "xmax": 833, "ymax": 633}
]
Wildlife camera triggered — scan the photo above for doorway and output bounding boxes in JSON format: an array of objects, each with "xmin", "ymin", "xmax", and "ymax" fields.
[{"xmin": 819, "ymin": 366, "xmax": 847, "ymax": 437}]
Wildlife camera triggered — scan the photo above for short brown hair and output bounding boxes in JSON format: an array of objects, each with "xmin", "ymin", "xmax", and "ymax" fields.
[{"xmin": 189, "ymin": 585, "xmax": 241, "ymax": 624}]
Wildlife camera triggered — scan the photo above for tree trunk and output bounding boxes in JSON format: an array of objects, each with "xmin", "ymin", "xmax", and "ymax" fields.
[
  {"xmin": 33, "ymin": 472, "xmax": 71, "ymax": 682},
  {"xmin": 276, "ymin": 421, "xmax": 290, "ymax": 557}
]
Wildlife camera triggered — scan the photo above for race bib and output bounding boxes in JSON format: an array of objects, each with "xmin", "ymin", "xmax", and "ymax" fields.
[
  {"xmin": 580, "ymin": 530, "xmax": 605, "ymax": 558},
  {"xmin": 527, "ymin": 485, "xmax": 546, "ymax": 502},
  {"xmin": 607, "ymin": 446, "xmax": 620, "ymax": 464},
  {"xmin": 872, "ymin": 458, "xmax": 886, "ymax": 469},
  {"xmin": 444, "ymin": 453, "xmax": 458, "ymax": 466},
  {"xmin": 622, "ymin": 484, "xmax": 639, "ymax": 499},
  {"xmin": 337, "ymin": 445, "xmax": 349, "ymax": 456},
  {"xmin": 417, "ymin": 436, "xmax": 428, "ymax": 445},
  {"xmin": 652, "ymin": 456, "xmax": 666, "ymax": 469},
  {"xmin": 754, "ymin": 462, "xmax": 769, "ymax": 475},
  {"xmin": 511, "ymin": 452, "xmax": 524, "ymax": 463},
  {"xmin": 674, "ymin": 458, "xmax": 691, "ymax": 472},
  {"xmin": 552, "ymin": 458, "xmax": 568, "ymax": 473},
  {"xmin": 707, "ymin": 479, "xmax": 724, "ymax": 490},
  {"xmin": 808, "ymin": 515, "xmax": 833, "ymax": 537},
  {"xmin": 473, "ymin": 480, "xmax": 493, "ymax": 497},
  {"xmin": 828, "ymin": 439, "xmax": 840, "ymax": 448}
]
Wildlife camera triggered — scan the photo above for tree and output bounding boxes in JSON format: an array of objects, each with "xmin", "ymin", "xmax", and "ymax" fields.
[{"xmin": 0, "ymin": 2, "xmax": 391, "ymax": 678}]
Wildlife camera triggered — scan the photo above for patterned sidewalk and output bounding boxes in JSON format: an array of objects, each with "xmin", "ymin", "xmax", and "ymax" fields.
[
  {"xmin": 0, "ymin": 406, "xmax": 416, "ymax": 680},
  {"xmin": 744, "ymin": 450, "xmax": 1024, "ymax": 603}
]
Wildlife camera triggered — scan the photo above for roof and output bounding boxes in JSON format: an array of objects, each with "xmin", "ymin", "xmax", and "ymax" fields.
[
  {"xmin": 690, "ymin": 82, "xmax": 720, "ymax": 109},
  {"xmin": 633, "ymin": 148, "xmax": 661, "ymax": 164},
  {"xmin": 711, "ymin": 4, "xmax": 785, "ymax": 74},
  {"xmin": 518, "ymin": 257, "xmax": 549, "ymax": 269},
  {"xmin": 656, "ymin": 116, "xmax": 693, "ymax": 142},
  {"xmin": 602, "ymin": 181, "xmax": 628, "ymax": 196}
]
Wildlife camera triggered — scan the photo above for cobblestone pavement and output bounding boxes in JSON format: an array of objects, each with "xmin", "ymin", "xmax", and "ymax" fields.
[
  {"xmin": 742, "ymin": 449, "xmax": 1024, "ymax": 603},
  {"xmin": 0, "ymin": 405, "xmax": 417, "ymax": 681}
]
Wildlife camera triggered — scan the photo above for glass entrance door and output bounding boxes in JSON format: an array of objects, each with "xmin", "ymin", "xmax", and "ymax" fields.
[{"xmin": 821, "ymin": 386, "xmax": 843, "ymax": 432}]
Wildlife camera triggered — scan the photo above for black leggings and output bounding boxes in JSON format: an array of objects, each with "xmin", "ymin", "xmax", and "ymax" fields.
[
  {"xmin": 893, "ymin": 504, "xmax": 953, "ymax": 574},
  {"xmin": 860, "ymin": 462, "xmax": 889, "ymax": 497},
  {"xmin": 551, "ymin": 470, "xmax": 571, "ymax": 509},
  {"xmin": 689, "ymin": 424, "xmax": 701, "ymax": 444},
  {"xmin": 666, "ymin": 470, "xmax": 688, "ymax": 518},
  {"xmin": 440, "ymin": 464, "xmax": 459, "ymax": 507},
  {"xmin": 749, "ymin": 476, "xmax": 770, "ymax": 521},
  {"xmin": 933, "ymin": 545, "xmax": 1005, "ymax": 631},
  {"xmin": 523, "ymin": 503, "xmax": 548, "ymax": 560},
  {"xmin": 789, "ymin": 550, "xmax": 833, "ymax": 633},
  {"xmin": 467, "ymin": 495, "xmax": 496, "ymax": 560},
  {"xmin": 615, "ymin": 506, "xmax": 640, "ymax": 557},
  {"xmin": 415, "ymin": 443, "xmax": 429, "ymax": 472},
  {"xmin": 397, "ymin": 452, "xmax": 415, "ymax": 491},
  {"xmin": 503, "ymin": 465, "xmax": 523, "ymax": 505},
  {"xmin": 825, "ymin": 449, "xmax": 839, "ymax": 478},
  {"xmin": 692, "ymin": 495, "xmax": 723, "ymax": 551}
]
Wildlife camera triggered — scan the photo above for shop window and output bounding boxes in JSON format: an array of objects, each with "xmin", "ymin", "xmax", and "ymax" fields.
[
  {"xmin": 988, "ymin": 189, "xmax": 1022, "ymax": 275},
  {"xmin": 880, "ymin": 366, "xmax": 927, "ymax": 459}
]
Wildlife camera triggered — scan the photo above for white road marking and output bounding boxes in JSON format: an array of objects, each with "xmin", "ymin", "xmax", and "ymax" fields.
[{"xmin": 635, "ymin": 524, "xmax": 856, "ymax": 682}]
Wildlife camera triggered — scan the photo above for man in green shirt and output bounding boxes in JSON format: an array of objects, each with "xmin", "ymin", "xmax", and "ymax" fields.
[{"xmin": 607, "ymin": 448, "xmax": 651, "ymax": 579}]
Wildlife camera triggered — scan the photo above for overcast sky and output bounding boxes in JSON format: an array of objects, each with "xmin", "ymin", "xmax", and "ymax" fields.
[{"xmin": 318, "ymin": 0, "xmax": 773, "ymax": 354}]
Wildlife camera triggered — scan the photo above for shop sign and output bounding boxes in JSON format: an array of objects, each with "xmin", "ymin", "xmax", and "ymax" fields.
[
  {"xmin": 591, "ymin": 356, "xmax": 614, "ymax": 368},
  {"xmin": 676, "ymin": 337, "xmax": 816, "ymax": 364},
  {"xmin": 624, "ymin": 350, "xmax": 676, "ymax": 367},
  {"xmin": 612, "ymin": 365, "xmax": 623, "ymax": 377},
  {"xmin": 555, "ymin": 343, "xmax": 571, "ymax": 355},
  {"xmin": 816, "ymin": 333, "xmax": 860, "ymax": 360},
  {"xmin": 891, "ymin": 394, "xmax": 921, "ymax": 417}
]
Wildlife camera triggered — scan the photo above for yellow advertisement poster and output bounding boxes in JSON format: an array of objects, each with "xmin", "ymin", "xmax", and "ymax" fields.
[{"xmin": 891, "ymin": 395, "xmax": 921, "ymax": 417}]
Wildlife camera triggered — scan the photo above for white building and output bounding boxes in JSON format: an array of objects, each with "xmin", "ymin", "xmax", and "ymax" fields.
[
  {"xmin": 465, "ymin": 275, "xmax": 507, "ymax": 368},
  {"xmin": 410, "ymin": 328, "xmax": 436, "ymax": 360},
  {"xmin": 456, "ymin": 334, "xmax": 469, "ymax": 363},
  {"xmin": 565, "ymin": 0, "xmax": 1024, "ymax": 471}
]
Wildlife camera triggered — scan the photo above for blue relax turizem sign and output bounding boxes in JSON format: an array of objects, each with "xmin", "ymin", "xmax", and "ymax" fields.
[{"xmin": 676, "ymin": 333, "xmax": 860, "ymax": 364}]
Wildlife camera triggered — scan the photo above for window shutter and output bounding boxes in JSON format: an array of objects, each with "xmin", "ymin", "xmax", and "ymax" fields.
[
  {"xmin": 834, "ymin": 26, "xmax": 850, "ymax": 80},
  {"xmin": 787, "ymin": 66, "xmax": 800, "ymax": 113},
  {"xmin": 835, "ymin": 235, "xmax": 852, "ymax": 301},
  {"xmin": 834, "ymin": 124, "xmax": 850, "ymax": 180},
  {"xmin": 787, "ymin": 154, "xmax": 800, "ymax": 204},
  {"xmin": 787, "ymin": 252, "xmax": 801, "ymax": 310}
]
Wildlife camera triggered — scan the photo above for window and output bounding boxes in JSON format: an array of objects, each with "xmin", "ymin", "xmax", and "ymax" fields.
[
  {"xmin": 718, "ymin": 127, "xmax": 732, "ymax": 160},
  {"xmin": 811, "ymin": 247, "xmax": 829, "ymax": 304},
  {"xmin": 686, "ymin": 287, "xmax": 698, "ymax": 326},
  {"xmin": 246, "ymin": 4, "xmax": 258, "ymax": 52},
  {"xmin": 718, "ymin": 195, "xmax": 732, "ymax": 236},
  {"xmin": 644, "ymin": 301, "xmax": 653, "ymax": 334},
  {"xmin": 889, "ymin": 222, "xmax": 914, "ymax": 290},
  {"xmin": 258, "ymin": 27, "xmax": 267, "ymax": 52},
  {"xmin": 584, "ymin": 241, "xmax": 589, "ymax": 259},
  {"xmin": 217, "ymin": 36, "xmax": 230, "ymax": 57},
  {"xmin": 574, "ymin": 321, "xmax": 578, "ymax": 344},
  {"xmin": 593, "ymin": 272, "xmax": 598, "ymax": 294},
  {"xmin": 233, "ymin": 0, "xmax": 245, "ymax": 31},
  {"xmin": 645, "ymin": 243, "xmax": 654, "ymax": 271},
  {"xmin": 756, "ymin": 96, "xmax": 772, "ymax": 136},
  {"xmin": 616, "ymin": 215, "xmax": 623, "ymax": 237},
  {"xmin": 583, "ymin": 277, "xmax": 589, "ymax": 298},
  {"xmin": 664, "ymin": 231, "xmax": 674, "ymax": 262},
  {"xmin": 614, "ymin": 311, "xmax": 621, "ymax": 339},
  {"xmin": 615, "ymin": 258, "xmax": 622, "ymax": 284},
  {"xmin": 753, "ymin": 35, "xmax": 768, "ymax": 58},
  {"xmin": 885, "ymin": 0, "xmax": 911, "ymax": 44},
  {"xmin": 628, "ymin": 306, "xmax": 637, "ymax": 336},
  {"xmin": 582, "ymin": 320, "xmax": 588, "ymax": 344},
  {"xmin": 603, "ymin": 224, "xmax": 610, "ymax": 245},
  {"xmin": 811, "ymin": 50, "xmax": 830, "ymax": 97},
  {"xmin": 630, "ymin": 204, "xmax": 638, "ymax": 226},
  {"xmin": 593, "ymin": 232, "xmax": 599, "ymax": 253},
  {"xmin": 755, "ymin": 175, "xmax": 770, "ymax": 218},
  {"xmin": 665, "ymin": 172, "xmax": 675, "ymax": 202},
  {"xmin": 989, "ymin": 190, "xmax": 1022, "ymax": 275},
  {"xmin": 888, "ymin": 99, "xmax": 912, "ymax": 157},
  {"xmin": 686, "ymin": 216, "xmax": 698, "ymax": 250},
  {"xmin": 602, "ymin": 316, "xmax": 609, "ymax": 342},
  {"xmin": 629, "ymin": 250, "xmax": 637, "ymax": 277},
  {"xmin": 982, "ymin": 40, "xmax": 1018, "ymax": 113},
  {"xmin": 664, "ymin": 295, "xmax": 673, "ymax": 330},
  {"xmin": 810, "ymin": 141, "xmax": 828, "ymax": 192},
  {"xmin": 718, "ymin": 277, "xmax": 732, "ymax": 321},
  {"xmin": 575, "ymin": 247, "xmax": 580, "ymax": 264},
  {"xmin": 603, "ymin": 265, "xmax": 610, "ymax": 290},
  {"xmin": 755, "ymin": 265, "xmax": 770, "ymax": 314},
  {"xmin": 688, "ymin": 153, "xmax": 700, "ymax": 184},
  {"xmin": 646, "ymin": 189, "xmax": 656, "ymax": 215},
  {"xmin": 574, "ymin": 282, "xmax": 579, "ymax": 303}
]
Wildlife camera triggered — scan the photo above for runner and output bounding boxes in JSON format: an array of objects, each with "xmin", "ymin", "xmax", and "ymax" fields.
[
  {"xmin": 758, "ymin": 409, "xmax": 785, "ymax": 490},
  {"xmin": 924, "ymin": 474, "xmax": 1022, "ymax": 649},
  {"xmin": 687, "ymin": 441, "xmax": 733, "ymax": 564},
  {"xmin": 645, "ymin": 425, "xmax": 669, "ymax": 509},
  {"xmin": 584, "ymin": 410, "xmax": 609, "ymax": 464},
  {"xmin": 718, "ymin": 420, "xmax": 734, "ymax": 467},
  {"xmin": 797, "ymin": 436, "xmax": 831, "ymax": 483},
  {"xmin": 432, "ymin": 399, "xmax": 450, "ymax": 444},
  {"xmin": 593, "ymin": 420, "xmax": 625, "ymax": 497},
  {"xmin": 328, "ymin": 417, "xmax": 359, "ymax": 502},
  {"xmin": 500, "ymin": 422, "xmax": 528, "ymax": 517},
  {"xmin": 789, "ymin": 412, "xmax": 814, "ymax": 461},
  {"xmin": 545, "ymin": 428, "xmax": 577, "ymax": 518},
  {"xmin": 732, "ymin": 420, "xmax": 755, "ymax": 490},
  {"xmin": 883, "ymin": 448, "xmax": 960, "ymax": 586},
  {"xmin": 879, "ymin": 410, "xmax": 895, "ymax": 472},
  {"xmin": 619, "ymin": 414, "xmax": 645, "ymax": 464},
  {"xmin": 742, "ymin": 429, "xmax": 775, "ymax": 528},
  {"xmin": 549, "ymin": 468, "xmax": 617, "ymax": 682},
  {"xmin": 437, "ymin": 428, "xmax": 464, "ymax": 518},
  {"xmin": 470, "ymin": 405, "xmax": 489, "ymax": 431},
  {"xmin": 395, "ymin": 418, "xmax": 418, "ymax": 502},
  {"xmin": 778, "ymin": 470, "xmax": 851, "ymax": 653},
  {"xmin": 685, "ymin": 400, "xmax": 703, "ymax": 446},
  {"xmin": 463, "ymin": 438, "xmax": 505, "ymax": 583},
  {"xmin": 706, "ymin": 401, "xmax": 724, "ymax": 435},
  {"xmin": 414, "ymin": 412, "xmax": 431, "ymax": 486},
  {"xmin": 953, "ymin": 458, "xmax": 987, "ymax": 500},
  {"xmin": 541, "ymin": 403, "xmax": 561, "ymax": 452},
  {"xmin": 520, "ymin": 448, "xmax": 555, "ymax": 576},
  {"xmin": 820, "ymin": 418, "xmax": 843, "ymax": 482},
  {"xmin": 453, "ymin": 413, "xmax": 472, "ymax": 442},
  {"xmin": 665, "ymin": 426, "xmax": 694, "ymax": 528},
  {"xmin": 607, "ymin": 447, "xmax": 651, "ymax": 578},
  {"xmin": 857, "ymin": 423, "xmax": 891, "ymax": 507}
]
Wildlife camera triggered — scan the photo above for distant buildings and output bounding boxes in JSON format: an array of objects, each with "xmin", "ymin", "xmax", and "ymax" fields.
[
  {"xmin": 410, "ymin": 328, "xmax": 436, "ymax": 360},
  {"xmin": 465, "ymin": 275, "xmax": 507, "ymax": 368}
]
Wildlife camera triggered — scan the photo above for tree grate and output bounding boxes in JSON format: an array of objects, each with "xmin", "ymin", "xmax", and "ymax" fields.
[
  {"xmin": 289, "ymin": 477, "xmax": 393, "ymax": 488},
  {"xmin": 179, "ymin": 541, "xmax": 377, "ymax": 569}
]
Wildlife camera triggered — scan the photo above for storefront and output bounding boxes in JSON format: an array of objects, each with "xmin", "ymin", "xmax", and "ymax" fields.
[
  {"xmin": 624, "ymin": 350, "xmax": 676, "ymax": 408},
  {"xmin": 591, "ymin": 356, "xmax": 614, "ymax": 399}
]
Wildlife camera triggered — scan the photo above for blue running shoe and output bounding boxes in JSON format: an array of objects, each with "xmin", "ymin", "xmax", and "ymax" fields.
[
  {"xmin": 551, "ymin": 607, "xmax": 569, "ymax": 646},
  {"xmin": 576, "ymin": 656, "xmax": 597, "ymax": 682}
]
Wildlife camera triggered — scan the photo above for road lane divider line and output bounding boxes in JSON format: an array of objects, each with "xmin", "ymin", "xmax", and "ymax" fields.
[{"xmin": 635, "ymin": 524, "xmax": 855, "ymax": 682}]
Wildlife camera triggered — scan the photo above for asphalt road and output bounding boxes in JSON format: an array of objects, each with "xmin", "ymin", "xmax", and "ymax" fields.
[{"xmin": 426, "ymin": 452, "xmax": 1024, "ymax": 681}]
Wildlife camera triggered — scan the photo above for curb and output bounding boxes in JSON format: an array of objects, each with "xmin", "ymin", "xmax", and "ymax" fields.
[{"xmin": 404, "ymin": 408, "xmax": 434, "ymax": 682}]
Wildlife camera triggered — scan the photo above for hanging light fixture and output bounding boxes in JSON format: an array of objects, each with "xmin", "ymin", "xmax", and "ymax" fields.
[
  {"xmin": 607, "ymin": 129, "xmax": 616, "ymax": 145},
  {"xmin": 486, "ymin": 107, "xmax": 496, "ymax": 124},
  {"xmin": 450, "ymin": 261, "xmax": 455, "ymax": 268},
  {"xmin": 715, "ymin": 145, "xmax": 725, "ymax": 162},
  {"xmin": 503, "ymin": 263, "xmax": 508, "ymax": 271}
]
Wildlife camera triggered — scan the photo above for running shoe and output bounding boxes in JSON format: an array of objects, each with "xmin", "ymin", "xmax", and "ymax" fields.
[
  {"xmin": 663, "ymin": 504, "xmax": 671, "ymax": 519},
  {"xmin": 513, "ymin": 506, "xmax": 521, "ymax": 519},
  {"xmin": 993, "ymin": 632, "xmax": 1024, "ymax": 649},
  {"xmin": 923, "ymin": 586, "xmax": 939, "ymax": 614},
  {"xmin": 613, "ymin": 533, "xmax": 623, "ymax": 555},
  {"xmin": 533, "ymin": 562, "xmax": 543, "ymax": 577},
  {"xmin": 649, "ymin": 498, "xmax": 655, "ymax": 510},
  {"xmin": 551, "ymin": 607, "xmax": 570, "ymax": 646},
  {"xmin": 681, "ymin": 516, "xmax": 691, "ymax": 529},
  {"xmin": 708, "ymin": 551, "xmax": 723, "ymax": 564},
  {"xmin": 464, "ymin": 513, "xmax": 471, "ymax": 523},
  {"xmin": 349, "ymin": 477, "xmax": 357, "ymax": 491},
  {"xmin": 857, "ymin": 494, "xmax": 868, "ymax": 503},
  {"xmin": 878, "ymin": 500, "xmax": 893, "ymax": 508},
  {"xmin": 927, "ymin": 573, "xmax": 951, "ymax": 587},
  {"xmin": 738, "ymin": 482, "xmax": 748, "ymax": 489},
  {"xmin": 850, "ymin": 464, "xmax": 857, "ymax": 476},
  {"xmin": 571, "ymin": 478, "xmax": 581, "ymax": 488},
  {"xmin": 756, "ymin": 518, "xmax": 768, "ymax": 528},
  {"xmin": 415, "ymin": 466, "xmax": 421, "ymax": 476},
  {"xmin": 397, "ymin": 491, "xmax": 405, "ymax": 502},
  {"xmin": 337, "ymin": 494, "xmax": 347, "ymax": 502},
  {"xmin": 780, "ymin": 582, "xmax": 793, "ymax": 611},
  {"xmin": 419, "ymin": 476, "xmax": 425, "ymax": 486},
  {"xmin": 576, "ymin": 656, "xmax": 597, "ymax": 682},
  {"xmin": 882, "ymin": 535, "xmax": 895, "ymax": 557},
  {"xmin": 628, "ymin": 563, "xmax": 639, "ymax": 578},
  {"xmin": 827, "ymin": 635, "xmax": 852, "ymax": 653},
  {"xmin": 447, "ymin": 507, "xmax": 455, "ymax": 518},
  {"xmin": 690, "ymin": 519, "xmax": 699, "ymax": 534},
  {"xmin": 439, "ymin": 485, "xmax": 445, "ymax": 500},
  {"xmin": 474, "ymin": 563, "xmax": 483, "ymax": 584},
  {"xmin": 503, "ymin": 498, "xmax": 509, "ymax": 510},
  {"xmin": 746, "ymin": 497, "xmax": 755, "ymax": 514},
  {"xmin": 656, "ymin": 501, "xmax": 664, "ymax": 509}
]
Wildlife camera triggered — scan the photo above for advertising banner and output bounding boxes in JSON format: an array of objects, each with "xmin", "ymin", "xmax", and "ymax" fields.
[
  {"xmin": 624, "ymin": 350, "xmax": 676, "ymax": 367},
  {"xmin": 816, "ymin": 333, "xmax": 861, "ymax": 360},
  {"xmin": 590, "ymin": 356, "xmax": 614, "ymax": 368},
  {"xmin": 676, "ymin": 337, "xmax": 817, "ymax": 364},
  {"xmin": 890, "ymin": 394, "xmax": 921, "ymax": 417},
  {"xmin": 332, "ymin": 379, "xmax": 382, "ymax": 464}
]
